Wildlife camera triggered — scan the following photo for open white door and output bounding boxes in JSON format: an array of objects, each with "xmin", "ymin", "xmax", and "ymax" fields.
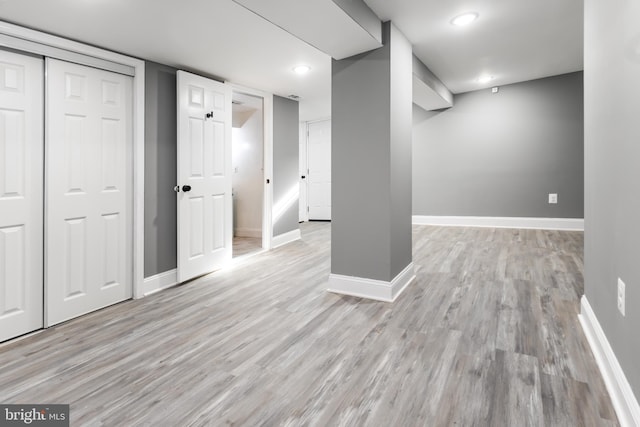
[
  {"xmin": 308, "ymin": 119, "xmax": 331, "ymax": 220},
  {"xmin": 177, "ymin": 71, "xmax": 232, "ymax": 283},
  {"xmin": 46, "ymin": 58, "xmax": 133, "ymax": 326},
  {"xmin": 0, "ymin": 50, "xmax": 44, "ymax": 341}
]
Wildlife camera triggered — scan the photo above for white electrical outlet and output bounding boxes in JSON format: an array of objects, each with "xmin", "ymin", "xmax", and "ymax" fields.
[
  {"xmin": 548, "ymin": 193, "xmax": 558, "ymax": 204},
  {"xmin": 618, "ymin": 278, "xmax": 626, "ymax": 316}
]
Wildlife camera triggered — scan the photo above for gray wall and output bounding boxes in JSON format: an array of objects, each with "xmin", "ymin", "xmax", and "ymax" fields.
[
  {"xmin": 389, "ymin": 23, "xmax": 413, "ymax": 279},
  {"xmin": 332, "ymin": 21, "xmax": 412, "ymax": 282},
  {"xmin": 144, "ymin": 61, "xmax": 177, "ymax": 277},
  {"xmin": 272, "ymin": 95, "xmax": 300, "ymax": 237},
  {"xmin": 413, "ymin": 72, "xmax": 584, "ymax": 218},
  {"xmin": 585, "ymin": 0, "xmax": 640, "ymax": 397}
]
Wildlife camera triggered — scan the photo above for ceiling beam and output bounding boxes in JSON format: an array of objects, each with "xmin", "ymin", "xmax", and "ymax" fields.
[
  {"xmin": 232, "ymin": 0, "xmax": 382, "ymax": 59},
  {"xmin": 412, "ymin": 55, "xmax": 453, "ymax": 111}
]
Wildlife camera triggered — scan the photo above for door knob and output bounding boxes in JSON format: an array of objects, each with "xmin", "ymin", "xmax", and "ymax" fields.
[
  {"xmin": 301, "ymin": 175, "xmax": 306, "ymax": 179},
  {"xmin": 182, "ymin": 185, "xmax": 192, "ymax": 192}
]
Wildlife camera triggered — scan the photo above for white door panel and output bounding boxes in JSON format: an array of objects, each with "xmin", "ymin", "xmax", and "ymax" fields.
[
  {"xmin": 0, "ymin": 50, "xmax": 44, "ymax": 342},
  {"xmin": 46, "ymin": 58, "xmax": 132, "ymax": 326},
  {"xmin": 177, "ymin": 71, "xmax": 232, "ymax": 283},
  {"xmin": 299, "ymin": 122, "xmax": 308, "ymax": 222},
  {"xmin": 308, "ymin": 120, "xmax": 331, "ymax": 220}
]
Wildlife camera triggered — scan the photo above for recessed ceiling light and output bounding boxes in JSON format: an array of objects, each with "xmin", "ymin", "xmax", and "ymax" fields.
[
  {"xmin": 478, "ymin": 75, "xmax": 494, "ymax": 84},
  {"xmin": 293, "ymin": 65, "xmax": 311, "ymax": 75},
  {"xmin": 451, "ymin": 12, "xmax": 478, "ymax": 27}
]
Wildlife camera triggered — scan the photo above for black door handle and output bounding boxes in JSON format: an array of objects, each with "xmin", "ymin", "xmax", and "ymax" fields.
[
  {"xmin": 301, "ymin": 175, "xmax": 306, "ymax": 179},
  {"xmin": 182, "ymin": 185, "xmax": 192, "ymax": 192}
]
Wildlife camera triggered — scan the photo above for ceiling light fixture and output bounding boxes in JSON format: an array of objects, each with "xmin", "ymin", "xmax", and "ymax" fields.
[
  {"xmin": 451, "ymin": 12, "xmax": 478, "ymax": 27},
  {"xmin": 478, "ymin": 75, "xmax": 494, "ymax": 84},
  {"xmin": 293, "ymin": 65, "xmax": 311, "ymax": 75}
]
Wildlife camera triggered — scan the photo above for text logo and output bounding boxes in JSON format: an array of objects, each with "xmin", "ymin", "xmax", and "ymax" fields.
[{"xmin": 1, "ymin": 405, "xmax": 69, "ymax": 426}]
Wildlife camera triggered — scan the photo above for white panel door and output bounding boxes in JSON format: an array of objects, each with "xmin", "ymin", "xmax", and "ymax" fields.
[
  {"xmin": 299, "ymin": 122, "xmax": 308, "ymax": 222},
  {"xmin": 0, "ymin": 50, "xmax": 43, "ymax": 341},
  {"xmin": 307, "ymin": 120, "xmax": 331, "ymax": 220},
  {"xmin": 177, "ymin": 71, "xmax": 232, "ymax": 283},
  {"xmin": 46, "ymin": 58, "xmax": 133, "ymax": 326}
]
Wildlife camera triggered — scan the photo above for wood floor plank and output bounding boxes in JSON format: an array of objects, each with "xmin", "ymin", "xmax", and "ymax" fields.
[{"xmin": 0, "ymin": 221, "xmax": 619, "ymax": 426}]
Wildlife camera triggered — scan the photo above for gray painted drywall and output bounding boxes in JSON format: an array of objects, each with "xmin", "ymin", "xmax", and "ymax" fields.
[
  {"xmin": 144, "ymin": 61, "xmax": 177, "ymax": 277},
  {"xmin": 332, "ymin": 21, "xmax": 412, "ymax": 282},
  {"xmin": 331, "ymin": 0, "xmax": 381, "ymax": 43},
  {"xmin": 412, "ymin": 55, "xmax": 453, "ymax": 106},
  {"xmin": 584, "ymin": 0, "xmax": 640, "ymax": 398},
  {"xmin": 389, "ymin": 23, "xmax": 413, "ymax": 280},
  {"xmin": 413, "ymin": 72, "xmax": 584, "ymax": 219},
  {"xmin": 273, "ymin": 95, "xmax": 300, "ymax": 237}
]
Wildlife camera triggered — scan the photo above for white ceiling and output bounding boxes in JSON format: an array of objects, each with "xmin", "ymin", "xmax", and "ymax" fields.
[
  {"xmin": 365, "ymin": 0, "xmax": 584, "ymax": 94},
  {"xmin": 0, "ymin": 0, "xmax": 583, "ymax": 121}
]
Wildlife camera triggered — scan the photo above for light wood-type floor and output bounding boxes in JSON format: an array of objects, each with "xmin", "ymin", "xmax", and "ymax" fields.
[
  {"xmin": 233, "ymin": 236, "xmax": 262, "ymax": 258},
  {"xmin": 0, "ymin": 222, "xmax": 618, "ymax": 426}
]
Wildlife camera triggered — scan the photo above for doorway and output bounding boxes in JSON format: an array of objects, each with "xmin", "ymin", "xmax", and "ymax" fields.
[{"xmin": 231, "ymin": 92, "xmax": 264, "ymax": 259}]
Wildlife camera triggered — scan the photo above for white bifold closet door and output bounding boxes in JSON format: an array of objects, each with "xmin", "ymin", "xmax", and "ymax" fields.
[
  {"xmin": 46, "ymin": 58, "xmax": 133, "ymax": 326},
  {"xmin": 0, "ymin": 50, "xmax": 44, "ymax": 342}
]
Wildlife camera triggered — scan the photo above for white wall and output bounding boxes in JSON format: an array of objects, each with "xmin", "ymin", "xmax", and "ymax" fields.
[{"xmin": 232, "ymin": 93, "xmax": 263, "ymax": 238}]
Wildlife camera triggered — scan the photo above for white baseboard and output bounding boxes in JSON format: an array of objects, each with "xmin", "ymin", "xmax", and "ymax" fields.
[
  {"xmin": 579, "ymin": 296, "xmax": 640, "ymax": 427},
  {"xmin": 412, "ymin": 215, "xmax": 584, "ymax": 231},
  {"xmin": 272, "ymin": 228, "xmax": 301, "ymax": 249},
  {"xmin": 327, "ymin": 262, "xmax": 415, "ymax": 302},
  {"xmin": 143, "ymin": 269, "xmax": 178, "ymax": 296},
  {"xmin": 234, "ymin": 227, "xmax": 262, "ymax": 238}
]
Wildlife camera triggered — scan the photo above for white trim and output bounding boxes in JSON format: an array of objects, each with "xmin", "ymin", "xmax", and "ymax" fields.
[
  {"xmin": 234, "ymin": 228, "xmax": 262, "ymax": 238},
  {"xmin": 227, "ymin": 83, "xmax": 274, "ymax": 250},
  {"xmin": 306, "ymin": 116, "xmax": 332, "ymax": 124},
  {"xmin": 0, "ymin": 21, "xmax": 146, "ymax": 300},
  {"xmin": 579, "ymin": 296, "xmax": 640, "ymax": 427},
  {"xmin": 327, "ymin": 262, "xmax": 415, "ymax": 302},
  {"xmin": 0, "ymin": 21, "xmax": 138, "ymax": 74},
  {"xmin": 143, "ymin": 269, "xmax": 178, "ymax": 296},
  {"xmin": 272, "ymin": 228, "xmax": 301, "ymax": 248},
  {"xmin": 0, "ymin": 33, "xmax": 135, "ymax": 76},
  {"xmin": 412, "ymin": 215, "xmax": 584, "ymax": 231}
]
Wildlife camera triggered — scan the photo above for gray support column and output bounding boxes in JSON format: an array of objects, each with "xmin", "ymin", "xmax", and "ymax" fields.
[{"xmin": 328, "ymin": 21, "xmax": 414, "ymax": 302}]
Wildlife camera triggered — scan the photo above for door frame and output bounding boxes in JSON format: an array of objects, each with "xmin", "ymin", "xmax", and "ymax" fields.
[
  {"xmin": 227, "ymin": 83, "xmax": 274, "ymax": 250},
  {"xmin": 0, "ymin": 20, "xmax": 146, "ymax": 298}
]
